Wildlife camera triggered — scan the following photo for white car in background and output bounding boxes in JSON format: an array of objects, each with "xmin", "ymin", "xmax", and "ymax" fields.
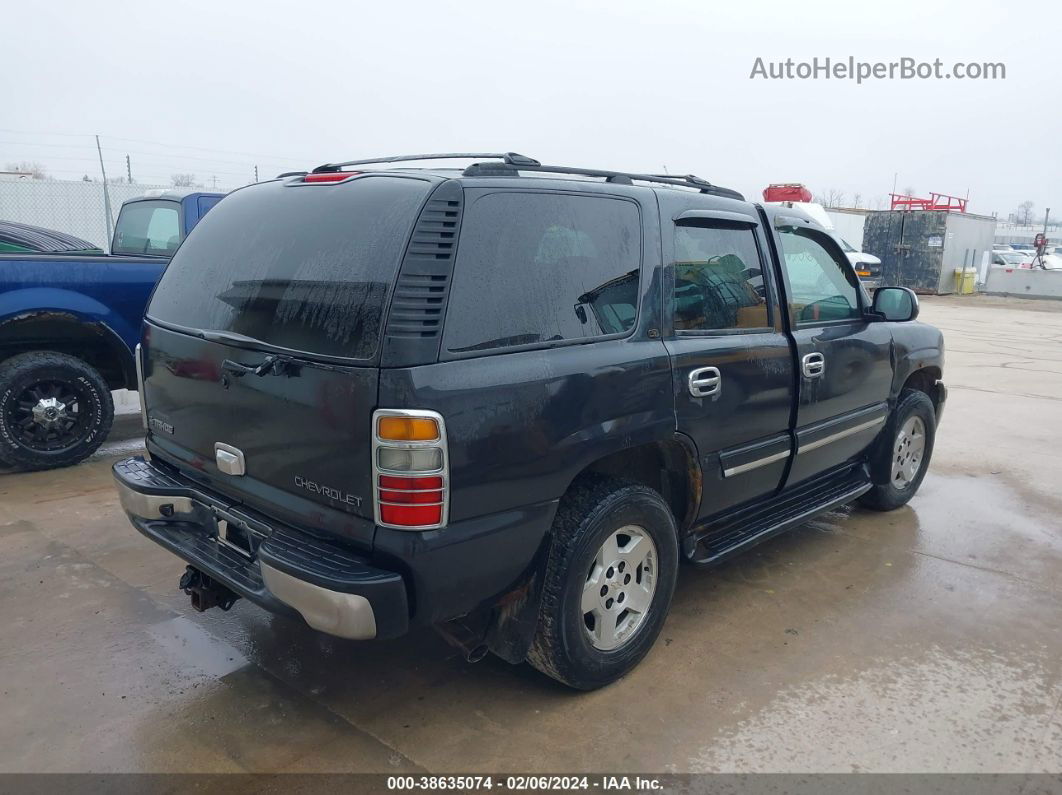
[
  {"xmin": 991, "ymin": 251, "xmax": 1031, "ymax": 268},
  {"xmin": 835, "ymin": 235, "xmax": 882, "ymax": 288}
]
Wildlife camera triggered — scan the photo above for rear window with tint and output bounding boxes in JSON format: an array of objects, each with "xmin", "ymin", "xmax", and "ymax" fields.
[
  {"xmin": 112, "ymin": 200, "xmax": 182, "ymax": 256},
  {"xmin": 443, "ymin": 192, "xmax": 641, "ymax": 353},
  {"xmin": 148, "ymin": 176, "xmax": 430, "ymax": 359}
]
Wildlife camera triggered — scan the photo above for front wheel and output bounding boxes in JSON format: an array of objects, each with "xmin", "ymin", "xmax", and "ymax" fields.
[
  {"xmin": 527, "ymin": 476, "xmax": 678, "ymax": 690},
  {"xmin": 0, "ymin": 351, "xmax": 114, "ymax": 470},
  {"xmin": 859, "ymin": 389, "xmax": 936, "ymax": 511}
]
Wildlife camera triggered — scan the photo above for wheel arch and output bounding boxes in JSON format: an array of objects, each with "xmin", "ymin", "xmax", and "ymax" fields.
[
  {"xmin": 0, "ymin": 311, "xmax": 136, "ymax": 390},
  {"xmin": 566, "ymin": 436, "xmax": 701, "ymax": 532},
  {"xmin": 899, "ymin": 365, "xmax": 944, "ymax": 416}
]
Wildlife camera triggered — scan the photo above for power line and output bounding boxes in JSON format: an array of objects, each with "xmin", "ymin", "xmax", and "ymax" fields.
[
  {"xmin": 0, "ymin": 128, "xmax": 318, "ymax": 164},
  {"xmin": 0, "ymin": 139, "xmax": 305, "ymax": 168}
]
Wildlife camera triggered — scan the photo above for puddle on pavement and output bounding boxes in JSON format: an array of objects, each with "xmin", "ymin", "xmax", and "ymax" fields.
[
  {"xmin": 147, "ymin": 616, "xmax": 249, "ymax": 679},
  {"xmin": 690, "ymin": 644, "xmax": 1061, "ymax": 773}
]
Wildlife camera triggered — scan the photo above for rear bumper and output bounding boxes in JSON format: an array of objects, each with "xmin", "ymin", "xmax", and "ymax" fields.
[{"xmin": 113, "ymin": 456, "xmax": 409, "ymax": 640}]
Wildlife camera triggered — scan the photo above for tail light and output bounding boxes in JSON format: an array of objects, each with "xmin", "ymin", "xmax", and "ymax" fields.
[{"xmin": 372, "ymin": 409, "xmax": 448, "ymax": 530}]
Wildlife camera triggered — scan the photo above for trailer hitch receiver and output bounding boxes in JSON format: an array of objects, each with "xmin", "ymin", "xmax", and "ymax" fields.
[{"xmin": 179, "ymin": 566, "xmax": 239, "ymax": 612}]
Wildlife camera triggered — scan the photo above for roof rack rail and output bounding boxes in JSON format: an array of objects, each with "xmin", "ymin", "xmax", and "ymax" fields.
[
  {"xmin": 309, "ymin": 152, "xmax": 743, "ymax": 200},
  {"xmin": 481, "ymin": 163, "xmax": 744, "ymax": 200},
  {"xmin": 311, "ymin": 152, "xmax": 540, "ymax": 173}
]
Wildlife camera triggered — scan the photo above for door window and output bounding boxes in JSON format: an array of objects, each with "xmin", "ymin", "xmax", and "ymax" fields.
[
  {"xmin": 778, "ymin": 227, "xmax": 861, "ymax": 323},
  {"xmin": 443, "ymin": 193, "xmax": 641, "ymax": 353},
  {"xmin": 672, "ymin": 223, "xmax": 769, "ymax": 332}
]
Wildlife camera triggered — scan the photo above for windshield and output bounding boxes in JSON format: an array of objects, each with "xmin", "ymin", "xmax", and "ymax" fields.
[
  {"xmin": 147, "ymin": 175, "xmax": 431, "ymax": 359},
  {"xmin": 999, "ymin": 253, "xmax": 1024, "ymax": 264},
  {"xmin": 112, "ymin": 200, "xmax": 182, "ymax": 256}
]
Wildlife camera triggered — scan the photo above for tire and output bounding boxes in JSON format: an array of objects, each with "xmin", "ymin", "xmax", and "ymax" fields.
[
  {"xmin": 527, "ymin": 476, "xmax": 679, "ymax": 690},
  {"xmin": 859, "ymin": 389, "xmax": 936, "ymax": 511},
  {"xmin": 0, "ymin": 351, "xmax": 114, "ymax": 471}
]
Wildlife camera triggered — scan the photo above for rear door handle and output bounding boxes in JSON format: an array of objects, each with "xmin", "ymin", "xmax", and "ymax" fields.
[
  {"xmin": 688, "ymin": 366, "xmax": 721, "ymax": 397},
  {"xmin": 802, "ymin": 352, "xmax": 826, "ymax": 378}
]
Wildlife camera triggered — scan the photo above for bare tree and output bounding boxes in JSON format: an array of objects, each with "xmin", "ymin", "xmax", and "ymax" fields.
[
  {"xmin": 171, "ymin": 173, "xmax": 198, "ymax": 188},
  {"xmin": 817, "ymin": 188, "xmax": 846, "ymax": 208},
  {"xmin": 851, "ymin": 192, "xmax": 863, "ymax": 209},
  {"xmin": 902, "ymin": 186, "xmax": 917, "ymax": 198},
  {"xmin": 1016, "ymin": 200, "xmax": 1035, "ymax": 226},
  {"xmin": 4, "ymin": 160, "xmax": 48, "ymax": 179}
]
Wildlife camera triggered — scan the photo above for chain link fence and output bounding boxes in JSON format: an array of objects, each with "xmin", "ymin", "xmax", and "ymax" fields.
[{"xmin": 0, "ymin": 179, "xmax": 176, "ymax": 250}]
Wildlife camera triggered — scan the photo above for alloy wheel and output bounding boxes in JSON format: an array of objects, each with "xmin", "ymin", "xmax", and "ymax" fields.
[
  {"xmin": 6, "ymin": 380, "xmax": 89, "ymax": 453},
  {"xmin": 582, "ymin": 524, "xmax": 657, "ymax": 651},
  {"xmin": 891, "ymin": 415, "xmax": 926, "ymax": 489}
]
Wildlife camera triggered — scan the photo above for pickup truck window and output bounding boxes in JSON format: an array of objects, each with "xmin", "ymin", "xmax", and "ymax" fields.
[
  {"xmin": 112, "ymin": 201, "xmax": 181, "ymax": 256},
  {"xmin": 673, "ymin": 223, "xmax": 770, "ymax": 332},
  {"xmin": 778, "ymin": 227, "xmax": 861, "ymax": 323},
  {"xmin": 443, "ymin": 193, "xmax": 641, "ymax": 353}
]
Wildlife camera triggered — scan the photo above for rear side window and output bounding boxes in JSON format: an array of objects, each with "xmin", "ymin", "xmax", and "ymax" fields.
[
  {"xmin": 112, "ymin": 201, "xmax": 181, "ymax": 256},
  {"xmin": 148, "ymin": 176, "xmax": 430, "ymax": 359},
  {"xmin": 673, "ymin": 223, "xmax": 770, "ymax": 331},
  {"xmin": 443, "ymin": 193, "xmax": 641, "ymax": 353}
]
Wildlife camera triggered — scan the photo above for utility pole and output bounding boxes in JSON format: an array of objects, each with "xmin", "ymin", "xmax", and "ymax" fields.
[
  {"xmin": 1044, "ymin": 208, "xmax": 1051, "ymax": 235},
  {"xmin": 95, "ymin": 135, "xmax": 114, "ymax": 241},
  {"xmin": 212, "ymin": 175, "xmax": 217, "ymax": 189},
  {"xmin": 254, "ymin": 165, "xmax": 259, "ymax": 183},
  {"xmin": 892, "ymin": 172, "xmax": 898, "ymax": 196},
  {"xmin": 126, "ymin": 154, "xmax": 133, "ymax": 184}
]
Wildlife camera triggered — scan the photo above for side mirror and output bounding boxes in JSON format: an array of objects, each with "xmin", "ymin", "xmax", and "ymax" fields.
[{"xmin": 872, "ymin": 286, "xmax": 919, "ymax": 322}]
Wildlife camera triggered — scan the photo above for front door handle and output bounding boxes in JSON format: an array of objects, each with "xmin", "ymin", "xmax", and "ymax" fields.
[
  {"xmin": 688, "ymin": 366, "xmax": 721, "ymax": 397},
  {"xmin": 802, "ymin": 352, "xmax": 826, "ymax": 378}
]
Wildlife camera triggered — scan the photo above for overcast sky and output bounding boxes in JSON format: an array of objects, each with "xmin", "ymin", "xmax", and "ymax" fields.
[{"xmin": 2, "ymin": 0, "xmax": 1058, "ymax": 219}]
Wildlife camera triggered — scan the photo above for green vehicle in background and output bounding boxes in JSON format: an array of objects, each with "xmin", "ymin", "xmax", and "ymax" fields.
[{"xmin": 0, "ymin": 220, "xmax": 104, "ymax": 255}]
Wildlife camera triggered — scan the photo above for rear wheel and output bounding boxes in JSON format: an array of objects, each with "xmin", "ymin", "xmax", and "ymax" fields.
[
  {"xmin": 0, "ymin": 351, "xmax": 113, "ymax": 470},
  {"xmin": 859, "ymin": 389, "xmax": 936, "ymax": 511},
  {"xmin": 527, "ymin": 476, "xmax": 678, "ymax": 690}
]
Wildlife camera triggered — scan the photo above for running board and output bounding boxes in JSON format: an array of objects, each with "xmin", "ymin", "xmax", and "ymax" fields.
[{"xmin": 684, "ymin": 466, "xmax": 872, "ymax": 567}]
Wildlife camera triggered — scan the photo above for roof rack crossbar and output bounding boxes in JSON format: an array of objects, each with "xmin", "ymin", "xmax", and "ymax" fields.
[{"xmin": 312, "ymin": 152, "xmax": 540, "ymax": 173}]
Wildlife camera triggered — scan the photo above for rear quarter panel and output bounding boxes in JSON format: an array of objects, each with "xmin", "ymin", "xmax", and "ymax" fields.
[{"xmin": 378, "ymin": 337, "xmax": 674, "ymax": 523}]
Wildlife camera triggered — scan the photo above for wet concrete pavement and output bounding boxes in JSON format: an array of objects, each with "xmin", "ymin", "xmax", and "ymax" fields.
[{"xmin": 1, "ymin": 295, "xmax": 1060, "ymax": 773}]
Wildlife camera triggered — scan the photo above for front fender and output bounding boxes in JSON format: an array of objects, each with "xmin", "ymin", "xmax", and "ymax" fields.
[{"xmin": 888, "ymin": 321, "xmax": 945, "ymax": 400}]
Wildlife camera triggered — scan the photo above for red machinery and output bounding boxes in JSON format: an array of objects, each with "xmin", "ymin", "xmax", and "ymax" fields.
[
  {"xmin": 763, "ymin": 183, "xmax": 813, "ymax": 203},
  {"xmin": 889, "ymin": 192, "xmax": 968, "ymax": 213}
]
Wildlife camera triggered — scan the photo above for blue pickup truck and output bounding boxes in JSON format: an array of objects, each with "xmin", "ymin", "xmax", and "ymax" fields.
[{"xmin": 0, "ymin": 190, "xmax": 223, "ymax": 470}]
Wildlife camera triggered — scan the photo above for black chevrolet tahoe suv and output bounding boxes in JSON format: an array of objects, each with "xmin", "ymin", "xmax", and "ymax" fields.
[{"xmin": 113, "ymin": 152, "xmax": 946, "ymax": 690}]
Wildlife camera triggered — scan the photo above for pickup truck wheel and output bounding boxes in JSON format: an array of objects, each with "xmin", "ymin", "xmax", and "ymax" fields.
[
  {"xmin": 527, "ymin": 476, "xmax": 678, "ymax": 690},
  {"xmin": 0, "ymin": 351, "xmax": 114, "ymax": 470},
  {"xmin": 859, "ymin": 389, "xmax": 936, "ymax": 511}
]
